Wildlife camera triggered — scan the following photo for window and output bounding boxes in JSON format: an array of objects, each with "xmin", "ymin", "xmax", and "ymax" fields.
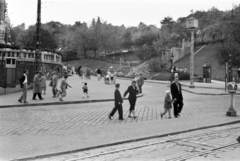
[
  {"xmin": 6, "ymin": 59, "xmax": 11, "ymax": 64},
  {"xmin": 24, "ymin": 53, "xmax": 27, "ymax": 58},
  {"xmin": 17, "ymin": 53, "xmax": 20, "ymax": 57},
  {"xmin": 8, "ymin": 52, "xmax": 10, "ymax": 57},
  {"xmin": 12, "ymin": 59, "xmax": 16, "ymax": 65}
]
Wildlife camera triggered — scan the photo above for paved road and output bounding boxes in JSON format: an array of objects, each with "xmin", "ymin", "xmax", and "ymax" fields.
[
  {"xmin": 36, "ymin": 124, "xmax": 240, "ymax": 161},
  {"xmin": 0, "ymin": 77, "xmax": 240, "ymax": 160}
]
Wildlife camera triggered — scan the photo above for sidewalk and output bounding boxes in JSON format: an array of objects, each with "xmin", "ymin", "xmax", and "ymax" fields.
[
  {"xmin": 0, "ymin": 76, "xmax": 142, "ymax": 108},
  {"xmin": 0, "ymin": 75, "xmax": 237, "ymax": 108}
]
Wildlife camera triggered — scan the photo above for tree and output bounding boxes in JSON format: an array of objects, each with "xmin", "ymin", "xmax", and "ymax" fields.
[
  {"xmin": 217, "ymin": 43, "xmax": 240, "ymax": 67},
  {"xmin": 160, "ymin": 16, "xmax": 175, "ymax": 31},
  {"xmin": 17, "ymin": 26, "xmax": 58, "ymax": 50}
]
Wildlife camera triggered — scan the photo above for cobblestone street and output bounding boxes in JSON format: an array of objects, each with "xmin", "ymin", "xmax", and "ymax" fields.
[
  {"xmin": 0, "ymin": 77, "xmax": 240, "ymax": 160},
  {"xmin": 36, "ymin": 124, "xmax": 240, "ymax": 161}
]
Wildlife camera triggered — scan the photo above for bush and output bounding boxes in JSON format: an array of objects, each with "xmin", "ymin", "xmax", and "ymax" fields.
[
  {"xmin": 151, "ymin": 72, "xmax": 192, "ymax": 81},
  {"xmin": 148, "ymin": 58, "xmax": 168, "ymax": 72}
]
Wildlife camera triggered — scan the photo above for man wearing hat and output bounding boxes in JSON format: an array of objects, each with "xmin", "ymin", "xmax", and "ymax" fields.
[
  {"xmin": 108, "ymin": 83, "xmax": 124, "ymax": 120},
  {"xmin": 32, "ymin": 71, "xmax": 44, "ymax": 100},
  {"xmin": 124, "ymin": 80, "xmax": 138, "ymax": 119},
  {"xmin": 170, "ymin": 77, "xmax": 184, "ymax": 118}
]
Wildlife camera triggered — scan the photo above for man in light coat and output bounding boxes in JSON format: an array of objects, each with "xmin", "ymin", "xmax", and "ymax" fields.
[
  {"xmin": 52, "ymin": 71, "xmax": 58, "ymax": 97},
  {"xmin": 32, "ymin": 71, "xmax": 44, "ymax": 100}
]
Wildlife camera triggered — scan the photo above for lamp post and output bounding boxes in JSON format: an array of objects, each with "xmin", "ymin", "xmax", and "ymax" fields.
[
  {"xmin": 170, "ymin": 51, "xmax": 174, "ymax": 84},
  {"xmin": 186, "ymin": 17, "xmax": 198, "ymax": 88},
  {"xmin": 120, "ymin": 52, "xmax": 122, "ymax": 69}
]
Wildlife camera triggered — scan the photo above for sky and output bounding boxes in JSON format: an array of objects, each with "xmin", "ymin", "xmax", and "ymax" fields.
[{"xmin": 7, "ymin": 0, "xmax": 240, "ymax": 28}]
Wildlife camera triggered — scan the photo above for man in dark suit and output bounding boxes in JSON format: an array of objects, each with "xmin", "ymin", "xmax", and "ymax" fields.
[
  {"xmin": 18, "ymin": 70, "xmax": 28, "ymax": 103},
  {"xmin": 108, "ymin": 83, "xmax": 124, "ymax": 120},
  {"xmin": 171, "ymin": 77, "xmax": 184, "ymax": 118},
  {"xmin": 124, "ymin": 80, "xmax": 138, "ymax": 119}
]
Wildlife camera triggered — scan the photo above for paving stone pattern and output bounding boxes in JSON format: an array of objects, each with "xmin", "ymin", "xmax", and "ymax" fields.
[
  {"xmin": 0, "ymin": 77, "xmax": 240, "ymax": 160},
  {"xmin": 37, "ymin": 124, "xmax": 240, "ymax": 161}
]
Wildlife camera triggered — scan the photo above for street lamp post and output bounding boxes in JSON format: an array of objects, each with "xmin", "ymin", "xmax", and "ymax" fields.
[{"xmin": 186, "ymin": 17, "xmax": 198, "ymax": 88}]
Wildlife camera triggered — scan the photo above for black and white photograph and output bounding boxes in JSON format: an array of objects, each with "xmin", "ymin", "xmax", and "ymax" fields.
[{"xmin": 0, "ymin": 0, "xmax": 240, "ymax": 160}]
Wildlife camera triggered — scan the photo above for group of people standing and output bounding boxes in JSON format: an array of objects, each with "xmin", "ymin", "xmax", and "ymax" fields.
[
  {"xmin": 18, "ymin": 70, "xmax": 72, "ymax": 103},
  {"xmin": 105, "ymin": 69, "xmax": 116, "ymax": 85},
  {"xmin": 18, "ymin": 71, "xmax": 47, "ymax": 103},
  {"xmin": 77, "ymin": 66, "xmax": 91, "ymax": 79},
  {"xmin": 134, "ymin": 73, "xmax": 144, "ymax": 94}
]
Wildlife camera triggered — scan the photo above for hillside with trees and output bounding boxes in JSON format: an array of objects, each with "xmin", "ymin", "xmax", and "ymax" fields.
[{"xmin": 8, "ymin": 4, "xmax": 240, "ymax": 73}]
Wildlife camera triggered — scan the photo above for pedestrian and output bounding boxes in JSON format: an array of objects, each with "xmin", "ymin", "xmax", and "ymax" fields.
[
  {"xmin": 82, "ymin": 82, "xmax": 89, "ymax": 98},
  {"xmin": 59, "ymin": 75, "xmax": 72, "ymax": 101},
  {"xmin": 18, "ymin": 70, "xmax": 28, "ymax": 103},
  {"xmin": 96, "ymin": 67, "xmax": 102, "ymax": 81},
  {"xmin": 161, "ymin": 90, "xmax": 174, "ymax": 119},
  {"xmin": 137, "ymin": 73, "xmax": 144, "ymax": 94},
  {"xmin": 170, "ymin": 77, "xmax": 184, "ymax": 118},
  {"xmin": 113, "ymin": 70, "xmax": 117, "ymax": 84},
  {"xmin": 51, "ymin": 71, "xmax": 58, "ymax": 97},
  {"xmin": 86, "ymin": 67, "xmax": 91, "ymax": 79},
  {"xmin": 124, "ymin": 80, "xmax": 138, "ymax": 119},
  {"xmin": 78, "ymin": 65, "xmax": 82, "ymax": 77},
  {"xmin": 105, "ymin": 74, "xmax": 110, "ymax": 85},
  {"xmin": 108, "ymin": 83, "xmax": 124, "ymax": 120},
  {"xmin": 40, "ymin": 73, "xmax": 47, "ymax": 95},
  {"xmin": 32, "ymin": 71, "xmax": 44, "ymax": 100}
]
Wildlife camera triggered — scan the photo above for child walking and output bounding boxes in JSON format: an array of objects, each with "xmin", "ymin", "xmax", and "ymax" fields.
[
  {"xmin": 82, "ymin": 82, "xmax": 89, "ymax": 98},
  {"xmin": 161, "ymin": 90, "xmax": 174, "ymax": 119}
]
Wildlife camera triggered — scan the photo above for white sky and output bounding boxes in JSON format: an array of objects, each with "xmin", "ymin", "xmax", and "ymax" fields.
[{"xmin": 7, "ymin": 0, "xmax": 240, "ymax": 28}]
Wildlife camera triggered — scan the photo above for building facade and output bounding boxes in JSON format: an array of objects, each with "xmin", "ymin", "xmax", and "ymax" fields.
[{"xmin": 0, "ymin": 48, "xmax": 63, "ymax": 95}]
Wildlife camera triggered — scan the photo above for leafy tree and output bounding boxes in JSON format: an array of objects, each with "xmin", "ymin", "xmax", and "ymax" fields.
[
  {"xmin": 217, "ymin": 43, "xmax": 240, "ymax": 67},
  {"xmin": 17, "ymin": 26, "xmax": 58, "ymax": 50}
]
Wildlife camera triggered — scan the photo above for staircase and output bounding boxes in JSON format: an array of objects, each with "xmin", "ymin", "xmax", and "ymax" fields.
[{"xmin": 174, "ymin": 43, "xmax": 225, "ymax": 81}]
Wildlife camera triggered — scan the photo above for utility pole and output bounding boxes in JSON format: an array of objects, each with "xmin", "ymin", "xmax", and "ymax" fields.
[{"xmin": 35, "ymin": 0, "xmax": 41, "ymax": 71}]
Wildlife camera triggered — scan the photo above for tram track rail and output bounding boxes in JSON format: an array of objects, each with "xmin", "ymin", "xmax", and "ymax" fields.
[
  {"xmin": 14, "ymin": 123, "xmax": 240, "ymax": 161},
  {"xmin": 66, "ymin": 126, "xmax": 240, "ymax": 161}
]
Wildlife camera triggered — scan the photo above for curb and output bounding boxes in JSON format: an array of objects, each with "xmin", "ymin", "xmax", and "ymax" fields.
[
  {"xmin": 117, "ymin": 77, "xmax": 239, "ymax": 96},
  {"xmin": 117, "ymin": 77, "xmax": 240, "ymax": 91},
  {"xmin": 182, "ymin": 89, "xmax": 240, "ymax": 96},
  {"xmin": 13, "ymin": 119, "xmax": 240, "ymax": 161},
  {"xmin": 0, "ymin": 94, "xmax": 143, "ymax": 109}
]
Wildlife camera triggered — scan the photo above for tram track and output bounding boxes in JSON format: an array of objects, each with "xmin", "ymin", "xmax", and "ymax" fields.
[{"xmin": 65, "ymin": 126, "xmax": 240, "ymax": 161}]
